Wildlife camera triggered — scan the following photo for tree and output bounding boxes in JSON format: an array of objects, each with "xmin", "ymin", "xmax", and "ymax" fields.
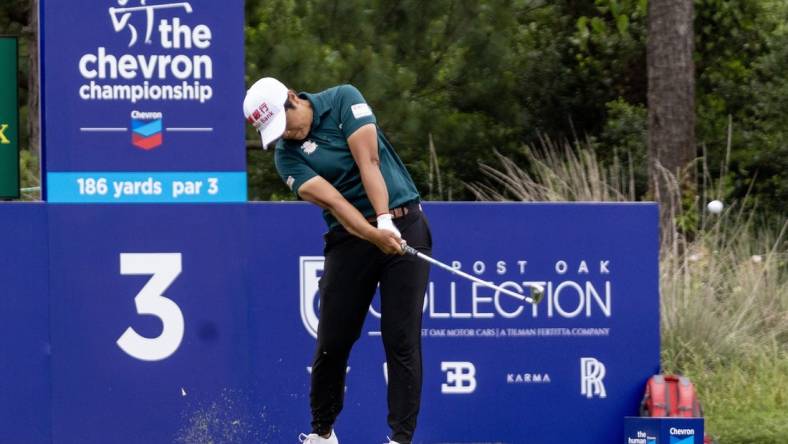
[
  {"xmin": 244, "ymin": 0, "xmax": 571, "ymax": 200},
  {"xmin": 647, "ymin": 0, "xmax": 696, "ymax": 227},
  {"xmin": 24, "ymin": 0, "xmax": 38, "ymax": 155}
]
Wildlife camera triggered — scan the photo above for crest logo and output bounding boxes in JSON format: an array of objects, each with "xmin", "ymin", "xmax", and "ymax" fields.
[
  {"xmin": 580, "ymin": 357, "xmax": 607, "ymax": 398},
  {"xmin": 301, "ymin": 140, "xmax": 318, "ymax": 155},
  {"xmin": 300, "ymin": 256, "xmax": 324, "ymax": 338},
  {"xmin": 131, "ymin": 111, "xmax": 163, "ymax": 150}
]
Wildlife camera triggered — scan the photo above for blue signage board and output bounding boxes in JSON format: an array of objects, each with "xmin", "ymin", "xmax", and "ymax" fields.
[
  {"xmin": 248, "ymin": 202, "xmax": 661, "ymax": 443},
  {"xmin": 40, "ymin": 0, "xmax": 246, "ymax": 202},
  {"xmin": 46, "ymin": 204, "xmax": 257, "ymax": 443},
  {"xmin": 625, "ymin": 417, "xmax": 705, "ymax": 444},
  {"xmin": 0, "ymin": 204, "xmax": 51, "ymax": 443},
  {"xmin": 0, "ymin": 203, "xmax": 659, "ymax": 443}
]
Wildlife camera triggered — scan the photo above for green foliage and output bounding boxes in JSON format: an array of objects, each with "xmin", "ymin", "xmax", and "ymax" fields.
[
  {"xmin": 0, "ymin": 0, "xmax": 34, "ymax": 152},
  {"xmin": 243, "ymin": 0, "xmax": 786, "ymax": 218},
  {"xmin": 247, "ymin": 149, "xmax": 294, "ymax": 201},
  {"xmin": 19, "ymin": 149, "xmax": 39, "ymax": 201},
  {"xmin": 692, "ymin": 0, "xmax": 787, "ymax": 222},
  {"xmin": 569, "ymin": 0, "xmax": 787, "ymax": 221},
  {"xmin": 571, "ymin": 0, "xmax": 648, "ymax": 110},
  {"xmin": 244, "ymin": 1, "xmax": 593, "ymax": 200},
  {"xmin": 730, "ymin": 4, "xmax": 788, "ymax": 221},
  {"xmin": 596, "ymin": 98, "xmax": 648, "ymax": 195},
  {"xmin": 0, "ymin": 1, "xmax": 27, "ymax": 34},
  {"xmin": 1, "ymin": 0, "xmax": 783, "ymax": 218}
]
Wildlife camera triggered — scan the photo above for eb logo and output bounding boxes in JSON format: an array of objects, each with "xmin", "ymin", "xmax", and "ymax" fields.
[{"xmin": 441, "ymin": 361, "xmax": 477, "ymax": 394}]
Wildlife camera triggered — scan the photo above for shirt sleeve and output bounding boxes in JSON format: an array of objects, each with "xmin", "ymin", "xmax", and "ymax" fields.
[
  {"xmin": 337, "ymin": 84, "xmax": 377, "ymax": 139},
  {"xmin": 274, "ymin": 146, "xmax": 318, "ymax": 197}
]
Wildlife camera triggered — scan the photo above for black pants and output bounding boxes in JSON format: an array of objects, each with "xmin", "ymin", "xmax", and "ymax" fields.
[{"xmin": 310, "ymin": 207, "xmax": 432, "ymax": 444}]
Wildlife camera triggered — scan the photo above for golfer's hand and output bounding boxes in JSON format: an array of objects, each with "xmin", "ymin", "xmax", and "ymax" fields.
[
  {"xmin": 376, "ymin": 214, "xmax": 402, "ymax": 238},
  {"xmin": 371, "ymin": 229, "xmax": 405, "ymax": 255}
]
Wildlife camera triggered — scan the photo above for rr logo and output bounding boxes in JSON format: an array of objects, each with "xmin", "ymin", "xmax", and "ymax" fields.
[
  {"xmin": 0, "ymin": 123, "xmax": 9, "ymax": 144},
  {"xmin": 580, "ymin": 357, "xmax": 607, "ymax": 398},
  {"xmin": 441, "ymin": 361, "xmax": 477, "ymax": 394},
  {"xmin": 299, "ymin": 256, "xmax": 324, "ymax": 339}
]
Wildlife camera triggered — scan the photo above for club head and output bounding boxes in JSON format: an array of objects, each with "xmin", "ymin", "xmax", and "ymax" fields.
[{"xmin": 529, "ymin": 284, "xmax": 545, "ymax": 304}]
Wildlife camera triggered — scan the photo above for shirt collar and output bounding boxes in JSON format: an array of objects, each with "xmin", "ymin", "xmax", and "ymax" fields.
[{"xmin": 299, "ymin": 91, "xmax": 333, "ymax": 130}]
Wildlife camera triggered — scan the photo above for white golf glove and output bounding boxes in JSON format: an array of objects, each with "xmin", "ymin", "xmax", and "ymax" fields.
[{"xmin": 376, "ymin": 213, "xmax": 401, "ymax": 238}]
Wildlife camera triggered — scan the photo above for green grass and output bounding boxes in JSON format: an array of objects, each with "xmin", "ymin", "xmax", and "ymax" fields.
[{"xmin": 670, "ymin": 353, "xmax": 788, "ymax": 443}]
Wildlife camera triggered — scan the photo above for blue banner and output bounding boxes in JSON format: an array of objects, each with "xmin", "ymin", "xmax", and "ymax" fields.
[
  {"xmin": 40, "ymin": 0, "xmax": 246, "ymax": 202},
  {"xmin": 0, "ymin": 204, "xmax": 51, "ymax": 443},
  {"xmin": 0, "ymin": 203, "xmax": 659, "ymax": 443},
  {"xmin": 250, "ymin": 202, "xmax": 661, "ymax": 443},
  {"xmin": 47, "ymin": 171, "xmax": 247, "ymax": 202},
  {"xmin": 625, "ymin": 417, "xmax": 705, "ymax": 444}
]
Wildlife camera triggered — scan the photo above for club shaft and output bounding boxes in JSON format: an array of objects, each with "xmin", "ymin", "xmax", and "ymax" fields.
[{"xmin": 407, "ymin": 247, "xmax": 533, "ymax": 303}]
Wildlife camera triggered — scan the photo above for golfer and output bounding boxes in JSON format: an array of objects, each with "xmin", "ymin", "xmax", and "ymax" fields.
[{"xmin": 244, "ymin": 78, "xmax": 432, "ymax": 444}]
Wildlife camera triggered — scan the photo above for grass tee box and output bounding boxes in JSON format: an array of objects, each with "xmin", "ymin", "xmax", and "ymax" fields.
[{"xmin": 625, "ymin": 417, "xmax": 704, "ymax": 444}]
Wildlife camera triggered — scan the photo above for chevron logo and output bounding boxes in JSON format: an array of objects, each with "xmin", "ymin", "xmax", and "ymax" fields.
[
  {"xmin": 131, "ymin": 115, "xmax": 163, "ymax": 150},
  {"xmin": 670, "ymin": 436, "xmax": 694, "ymax": 444}
]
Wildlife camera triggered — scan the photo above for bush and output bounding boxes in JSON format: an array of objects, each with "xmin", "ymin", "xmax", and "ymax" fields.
[
  {"xmin": 19, "ymin": 149, "xmax": 39, "ymax": 201},
  {"xmin": 676, "ymin": 353, "xmax": 788, "ymax": 443}
]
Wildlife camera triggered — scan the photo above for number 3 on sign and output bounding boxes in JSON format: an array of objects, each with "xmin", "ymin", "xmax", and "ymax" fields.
[{"xmin": 118, "ymin": 253, "xmax": 184, "ymax": 361}]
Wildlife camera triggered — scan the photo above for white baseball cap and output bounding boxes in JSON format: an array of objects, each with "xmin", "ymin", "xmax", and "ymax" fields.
[{"xmin": 243, "ymin": 77, "xmax": 289, "ymax": 149}]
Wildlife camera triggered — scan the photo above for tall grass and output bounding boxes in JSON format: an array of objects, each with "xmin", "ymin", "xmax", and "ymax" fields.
[
  {"xmin": 467, "ymin": 137, "xmax": 637, "ymax": 202},
  {"xmin": 469, "ymin": 140, "xmax": 788, "ymax": 443},
  {"xmin": 661, "ymin": 215, "xmax": 787, "ymax": 364}
]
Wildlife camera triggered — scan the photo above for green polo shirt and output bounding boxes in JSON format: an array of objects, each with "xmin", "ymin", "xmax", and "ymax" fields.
[{"xmin": 274, "ymin": 84, "xmax": 420, "ymax": 229}]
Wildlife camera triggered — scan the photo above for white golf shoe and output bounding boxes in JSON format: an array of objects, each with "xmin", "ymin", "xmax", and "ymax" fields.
[
  {"xmin": 383, "ymin": 437, "xmax": 401, "ymax": 444},
  {"xmin": 298, "ymin": 430, "xmax": 338, "ymax": 444}
]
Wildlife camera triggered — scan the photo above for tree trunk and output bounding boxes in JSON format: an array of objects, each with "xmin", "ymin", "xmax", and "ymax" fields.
[
  {"xmin": 647, "ymin": 0, "xmax": 696, "ymax": 230},
  {"xmin": 26, "ymin": 0, "xmax": 39, "ymax": 155}
]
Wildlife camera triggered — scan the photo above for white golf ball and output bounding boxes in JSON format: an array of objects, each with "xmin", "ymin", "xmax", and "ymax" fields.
[{"xmin": 707, "ymin": 200, "xmax": 724, "ymax": 214}]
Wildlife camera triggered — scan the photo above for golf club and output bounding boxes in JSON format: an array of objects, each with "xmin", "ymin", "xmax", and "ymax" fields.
[{"xmin": 401, "ymin": 243, "xmax": 544, "ymax": 304}]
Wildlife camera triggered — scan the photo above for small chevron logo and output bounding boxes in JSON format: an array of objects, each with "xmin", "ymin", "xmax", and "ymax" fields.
[
  {"xmin": 670, "ymin": 435, "xmax": 694, "ymax": 444},
  {"xmin": 131, "ymin": 113, "xmax": 163, "ymax": 150}
]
